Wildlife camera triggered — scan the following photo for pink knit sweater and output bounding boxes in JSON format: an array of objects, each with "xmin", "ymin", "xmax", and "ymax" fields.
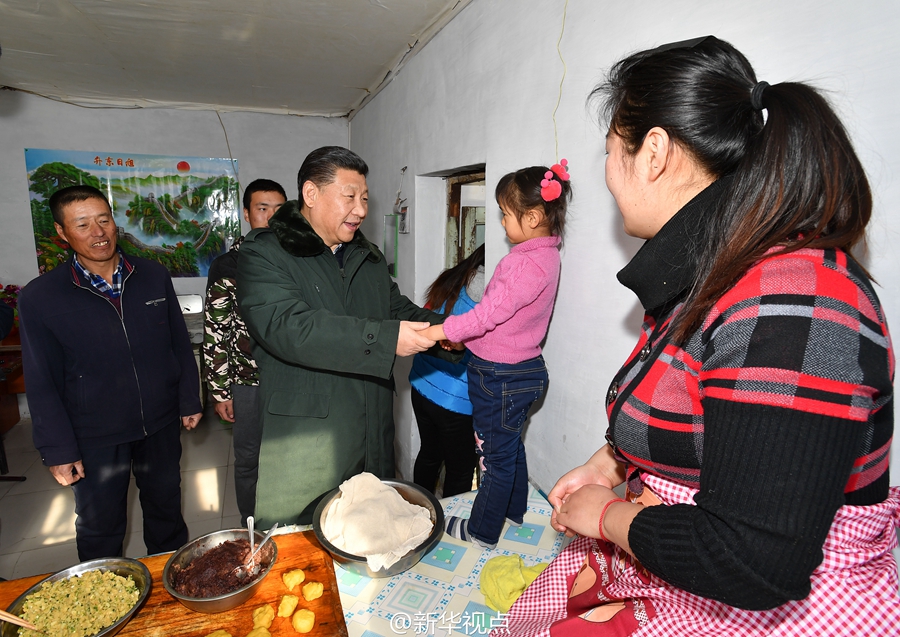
[{"xmin": 442, "ymin": 236, "xmax": 561, "ymax": 364}]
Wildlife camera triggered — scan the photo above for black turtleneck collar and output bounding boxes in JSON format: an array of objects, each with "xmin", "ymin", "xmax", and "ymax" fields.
[{"xmin": 616, "ymin": 178, "xmax": 729, "ymax": 312}]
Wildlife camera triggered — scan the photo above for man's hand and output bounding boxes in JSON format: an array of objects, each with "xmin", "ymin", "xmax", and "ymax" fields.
[
  {"xmin": 49, "ymin": 461, "xmax": 85, "ymax": 486},
  {"xmin": 396, "ymin": 321, "xmax": 437, "ymax": 357},
  {"xmin": 214, "ymin": 399, "xmax": 235, "ymax": 423},
  {"xmin": 181, "ymin": 413, "xmax": 203, "ymax": 430}
]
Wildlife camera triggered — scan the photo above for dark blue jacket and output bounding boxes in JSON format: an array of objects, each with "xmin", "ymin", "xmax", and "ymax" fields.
[{"xmin": 18, "ymin": 253, "xmax": 201, "ymax": 466}]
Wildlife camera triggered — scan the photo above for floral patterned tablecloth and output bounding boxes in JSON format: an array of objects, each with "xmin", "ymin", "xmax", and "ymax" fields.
[{"xmin": 329, "ymin": 486, "xmax": 566, "ymax": 637}]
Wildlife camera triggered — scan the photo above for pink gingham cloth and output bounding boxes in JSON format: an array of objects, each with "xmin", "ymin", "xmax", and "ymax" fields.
[{"xmin": 496, "ymin": 474, "xmax": 900, "ymax": 636}]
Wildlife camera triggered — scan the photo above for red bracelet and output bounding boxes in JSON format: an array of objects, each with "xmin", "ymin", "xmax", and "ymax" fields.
[{"xmin": 598, "ymin": 497, "xmax": 627, "ymax": 543}]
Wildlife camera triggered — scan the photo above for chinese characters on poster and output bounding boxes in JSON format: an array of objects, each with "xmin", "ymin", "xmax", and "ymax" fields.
[{"xmin": 25, "ymin": 148, "xmax": 240, "ymax": 277}]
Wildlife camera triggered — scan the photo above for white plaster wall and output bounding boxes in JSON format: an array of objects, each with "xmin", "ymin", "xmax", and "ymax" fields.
[
  {"xmin": 350, "ymin": 0, "xmax": 900, "ymax": 493},
  {"xmin": 0, "ymin": 91, "xmax": 348, "ymax": 297},
  {"xmin": 0, "ymin": 93, "xmax": 347, "ymax": 420}
]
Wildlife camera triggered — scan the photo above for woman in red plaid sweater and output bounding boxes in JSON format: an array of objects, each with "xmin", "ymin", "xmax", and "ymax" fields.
[{"xmin": 502, "ymin": 37, "xmax": 899, "ymax": 636}]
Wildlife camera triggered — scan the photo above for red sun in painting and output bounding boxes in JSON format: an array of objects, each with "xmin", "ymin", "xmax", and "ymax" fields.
[{"xmin": 176, "ymin": 161, "xmax": 191, "ymax": 172}]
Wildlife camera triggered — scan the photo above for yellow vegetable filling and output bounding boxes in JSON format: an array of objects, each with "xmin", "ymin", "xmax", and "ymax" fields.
[{"xmin": 18, "ymin": 570, "xmax": 139, "ymax": 637}]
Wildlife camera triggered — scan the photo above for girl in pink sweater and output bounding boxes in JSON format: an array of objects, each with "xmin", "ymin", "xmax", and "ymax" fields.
[{"xmin": 423, "ymin": 162, "xmax": 572, "ymax": 547}]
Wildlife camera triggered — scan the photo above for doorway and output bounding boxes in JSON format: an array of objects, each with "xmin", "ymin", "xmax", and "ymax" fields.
[{"xmin": 445, "ymin": 172, "xmax": 485, "ymax": 268}]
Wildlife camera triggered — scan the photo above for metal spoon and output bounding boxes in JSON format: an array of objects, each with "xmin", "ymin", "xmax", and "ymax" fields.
[
  {"xmin": 247, "ymin": 522, "xmax": 278, "ymax": 564},
  {"xmin": 233, "ymin": 522, "xmax": 278, "ymax": 580},
  {"xmin": 247, "ymin": 515, "xmax": 255, "ymax": 559}
]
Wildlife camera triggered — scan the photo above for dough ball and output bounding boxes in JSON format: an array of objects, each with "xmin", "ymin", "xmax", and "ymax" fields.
[
  {"xmin": 282, "ymin": 568, "xmax": 306, "ymax": 592},
  {"xmin": 251, "ymin": 603, "xmax": 275, "ymax": 628},
  {"xmin": 205, "ymin": 631, "xmax": 232, "ymax": 637},
  {"xmin": 245, "ymin": 628, "xmax": 271, "ymax": 637},
  {"xmin": 291, "ymin": 609, "xmax": 316, "ymax": 634},
  {"xmin": 301, "ymin": 581, "xmax": 324, "ymax": 602},
  {"xmin": 277, "ymin": 594, "xmax": 300, "ymax": 617}
]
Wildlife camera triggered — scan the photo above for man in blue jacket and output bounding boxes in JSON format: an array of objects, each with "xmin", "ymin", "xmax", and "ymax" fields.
[{"xmin": 19, "ymin": 185, "xmax": 202, "ymax": 561}]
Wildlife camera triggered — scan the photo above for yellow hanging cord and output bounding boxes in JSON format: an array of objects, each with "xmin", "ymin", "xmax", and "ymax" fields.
[{"xmin": 552, "ymin": 0, "xmax": 569, "ymax": 161}]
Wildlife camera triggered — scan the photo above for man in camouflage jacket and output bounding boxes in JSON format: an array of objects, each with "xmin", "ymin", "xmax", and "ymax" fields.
[{"xmin": 203, "ymin": 179, "xmax": 285, "ymax": 526}]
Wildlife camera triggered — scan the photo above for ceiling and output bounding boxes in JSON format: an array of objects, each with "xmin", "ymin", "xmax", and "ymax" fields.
[{"xmin": 0, "ymin": 0, "xmax": 471, "ymax": 118}]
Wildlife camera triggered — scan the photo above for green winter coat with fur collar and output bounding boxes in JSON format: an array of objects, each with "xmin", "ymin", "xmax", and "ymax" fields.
[{"xmin": 237, "ymin": 200, "xmax": 440, "ymax": 526}]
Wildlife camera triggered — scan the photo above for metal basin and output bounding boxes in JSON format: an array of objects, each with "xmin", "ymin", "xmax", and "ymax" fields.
[
  {"xmin": 312, "ymin": 478, "xmax": 444, "ymax": 578},
  {"xmin": 2, "ymin": 557, "xmax": 151, "ymax": 637},
  {"xmin": 162, "ymin": 528, "xmax": 277, "ymax": 614}
]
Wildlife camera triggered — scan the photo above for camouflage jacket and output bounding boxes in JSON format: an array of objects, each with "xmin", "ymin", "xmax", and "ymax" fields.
[{"xmin": 202, "ymin": 236, "xmax": 258, "ymax": 402}]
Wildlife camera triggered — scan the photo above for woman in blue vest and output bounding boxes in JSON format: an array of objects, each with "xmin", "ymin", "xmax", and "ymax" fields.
[{"xmin": 409, "ymin": 244, "xmax": 484, "ymax": 497}]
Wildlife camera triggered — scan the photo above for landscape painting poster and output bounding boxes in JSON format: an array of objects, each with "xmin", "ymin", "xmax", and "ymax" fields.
[{"xmin": 25, "ymin": 148, "xmax": 240, "ymax": 277}]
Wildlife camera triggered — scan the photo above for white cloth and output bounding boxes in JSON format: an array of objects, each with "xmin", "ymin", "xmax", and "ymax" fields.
[{"xmin": 321, "ymin": 472, "xmax": 434, "ymax": 571}]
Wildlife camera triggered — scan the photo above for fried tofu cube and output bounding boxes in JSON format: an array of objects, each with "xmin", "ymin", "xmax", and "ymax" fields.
[
  {"xmin": 278, "ymin": 594, "xmax": 300, "ymax": 617},
  {"xmin": 282, "ymin": 568, "xmax": 306, "ymax": 592},
  {"xmin": 251, "ymin": 603, "xmax": 275, "ymax": 629},
  {"xmin": 291, "ymin": 609, "xmax": 316, "ymax": 634},
  {"xmin": 301, "ymin": 580, "xmax": 324, "ymax": 602}
]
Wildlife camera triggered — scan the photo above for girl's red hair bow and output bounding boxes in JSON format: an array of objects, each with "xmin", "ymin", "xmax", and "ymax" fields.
[{"xmin": 541, "ymin": 158, "xmax": 569, "ymax": 201}]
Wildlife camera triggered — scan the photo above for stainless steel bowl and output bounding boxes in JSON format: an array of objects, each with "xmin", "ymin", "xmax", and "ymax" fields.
[
  {"xmin": 162, "ymin": 528, "xmax": 277, "ymax": 614},
  {"xmin": 2, "ymin": 557, "xmax": 151, "ymax": 637},
  {"xmin": 312, "ymin": 478, "xmax": 445, "ymax": 578}
]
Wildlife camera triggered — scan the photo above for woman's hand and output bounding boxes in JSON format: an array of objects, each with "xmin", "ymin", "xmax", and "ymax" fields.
[
  {"xmin": 555, "ymin": 484, "xmax": 617, "ymax": 538},
  {"xmin": 549, "ymin": 444, "xmax": 624, "ymax": 534}
]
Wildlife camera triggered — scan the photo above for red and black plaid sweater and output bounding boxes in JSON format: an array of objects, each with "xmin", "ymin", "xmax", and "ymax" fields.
[{"xmin": 608, "ymin": 180, "xmax": 895, "ymax": 610}]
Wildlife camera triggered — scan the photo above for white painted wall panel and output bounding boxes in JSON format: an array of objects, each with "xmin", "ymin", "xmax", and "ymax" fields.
[
  {"xmin": 0, "ymin": 91, "xmax": 348, "ymax": 296},
  {"xmin": 351, "ymin": 0, "xmax": 900, "ymax": 495}
]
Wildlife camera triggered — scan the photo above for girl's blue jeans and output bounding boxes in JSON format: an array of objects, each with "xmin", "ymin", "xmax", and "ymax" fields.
[{"xmin": 465, "ymin": 354, "xmax": 548, "ymax": 546}]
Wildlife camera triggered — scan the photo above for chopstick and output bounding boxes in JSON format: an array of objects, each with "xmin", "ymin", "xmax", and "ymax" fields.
[{"xmin": 0, "ymin": 609, "xmax": 42, "ymax": 632}]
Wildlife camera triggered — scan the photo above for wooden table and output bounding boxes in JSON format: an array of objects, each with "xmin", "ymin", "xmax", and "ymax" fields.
[{"xmin": 0, "ymin": 531, "xmax": 349, "ymax": 637}]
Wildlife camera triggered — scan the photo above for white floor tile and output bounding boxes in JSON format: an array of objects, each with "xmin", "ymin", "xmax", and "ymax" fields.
[
  {"xmin": 0, "ymin": 479, "xmax": 20, "ymax": 500},
  {"xmin": 182, "ymin": 466, "xmax": 227, "ymax": 523},
  {"xmin": 125, "ymin": 478, "xmax": 142, "ymax": 536},
  {"xmin": 222, "ymin": 464, "xmax": 240, "ymax": 520},
  {"xmin": 0, "ymin": 551, "xmax": 20, "ymax": 580},
  {"xmin": 122, "ymin": 529, "xmax": 148, "ymax": 560},
  {"xmin": 0, "ymin": 449, "xmax": 40, "ymax": 498},
  {"xmin": 187, "ymin": 517, "xmax": 227, "ymax": 542},
  {"xmin": 0, "ymin": 487, "xmax": 76, "ymax": 554},
  {"xmin": 2, "ymin": 445, "xmax": 39, "ymax": 475},
  {"xmin": 3, "ymin": 419, "xmax": 34, "ymax": 453},
  {"xmin": 180, "ymin": 424, "xmax": 232, "ymax": 471},
  {"xmin": 13, "ymin": 541, "xmax": 80, "ymax": 579},
  {"xmin": 4, "ymin": 451, "xmax": 61, "ymax": 496}
]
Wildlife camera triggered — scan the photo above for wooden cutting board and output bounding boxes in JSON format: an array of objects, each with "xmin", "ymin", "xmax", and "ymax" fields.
[{"xmin": 0, "ymin": 531, "xmax": 348, "ymax": 637}]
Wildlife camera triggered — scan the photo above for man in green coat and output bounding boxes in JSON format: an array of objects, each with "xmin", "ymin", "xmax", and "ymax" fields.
[{"xmin": 237, "ymin": 146, "xmax": 442, "ymax": 526}]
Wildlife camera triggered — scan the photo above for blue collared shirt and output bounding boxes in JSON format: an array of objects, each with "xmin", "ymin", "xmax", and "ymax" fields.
[{"xmin": 73, "ymin": 250, "xmax": 125, "ymax": 299}]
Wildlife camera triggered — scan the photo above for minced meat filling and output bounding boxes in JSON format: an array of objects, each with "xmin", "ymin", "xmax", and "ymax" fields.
[{"xmin": 173, "ymin": 538, "xmax": 264, "ymax": 597}]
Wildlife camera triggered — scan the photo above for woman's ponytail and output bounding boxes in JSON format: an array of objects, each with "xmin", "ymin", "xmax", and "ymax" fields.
[{"xmin": 672, "ymin": 81, "xmax": 872, "ymax": 341}]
